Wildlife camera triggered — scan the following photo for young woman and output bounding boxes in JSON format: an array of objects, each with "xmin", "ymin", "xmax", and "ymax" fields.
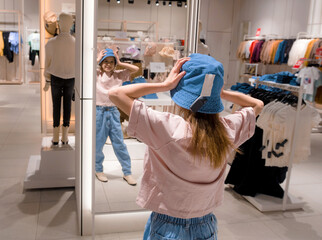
[
  {"xmin": 109, "ymin": 54, "xmax": 263, "ymax": 239},
  {"xmin": 95, "ymin": 48, "xmax": 139, "ymax": 185}
]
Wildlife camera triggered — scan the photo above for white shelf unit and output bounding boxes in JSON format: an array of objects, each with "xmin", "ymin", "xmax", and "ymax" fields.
[
  {"xmin": 97, "ymin": 19, "xmax": 159, "ymax": 41},
  {"xmin": 0, "ymin": 9, "xmax": 23, "ymax": 85},
  {"xmin": 244, "ymin": 78, "xmax": 306, "ymax": 212}
]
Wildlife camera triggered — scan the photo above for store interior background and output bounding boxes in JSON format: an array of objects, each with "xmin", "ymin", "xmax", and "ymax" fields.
[{"xmin": 0, "ymin": 0, "xmax": 322, "ymax": 239}]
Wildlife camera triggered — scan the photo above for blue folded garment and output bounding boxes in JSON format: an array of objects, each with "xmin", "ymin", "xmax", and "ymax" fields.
[{"xmin": 122, "ymin": 77, "xmax": 159, "ymax": 99}]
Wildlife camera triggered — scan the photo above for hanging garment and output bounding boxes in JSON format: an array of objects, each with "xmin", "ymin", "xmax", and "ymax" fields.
[
  {"xmin": 244, "ymin": 40, "xmax": 253, "ymax": 59},
  {"xmin": 309, "ymin": 39, "xmax": 322, "ymax": 59},
  {"xmin": 250, "ymin": 40, "xmax": 264, "ymax": 63},
  {"xmin": 297, "ymin": 67, "xmax": 322, "ymax": 101},
  {"xmin": 27, "ymin": 32, "xmax": 40, "ymax": 51},
  {"xmin": 287, "ymin": 39, "xmax": 311, "ymax": 66},
  {"xmin": 225, "ymin": 126, "xmax": 288, "ymax": 198},
  {"xmin": 2, "ymin": 31, "xmax": 13, "ymax": 62},
  {"xmin": 269, "ymin": 40, "xmax": 283, "ymax": 64},
  {"xmin": 281, "ymin": 39, "xmax": 295, "ymax": 64},
  {"xmin": 8, "ymin": 32, "xmax": 20, "ymax": 54},
  {"xmin": 0, "ymin": 31, "xmax": 4, "ymax": 56},
  {"xmin": 274, "ymin": 40, "xmax": 287, "ymax": 64},
  {"xmin": 256, "ymin": 99, "xmax": 320, "ymax": 167}
]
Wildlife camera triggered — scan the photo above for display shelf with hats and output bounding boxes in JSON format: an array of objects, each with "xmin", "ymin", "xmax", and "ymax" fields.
[{"xmin": 0, "ymin": 9, "xmax": 23, "ymax": 85}]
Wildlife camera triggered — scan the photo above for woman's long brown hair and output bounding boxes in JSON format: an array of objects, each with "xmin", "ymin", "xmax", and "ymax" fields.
[{"xmin": 177, "ymin": 106, "xmax": 235, "ymax": 168}]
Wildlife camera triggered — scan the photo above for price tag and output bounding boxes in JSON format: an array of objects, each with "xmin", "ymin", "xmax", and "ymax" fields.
[
  {"xmin": 316, "ymin": 47, "xmax": 322, "ymax": 57},
  {"xmin": 293, "ymin": 59, "xmax": 304, "ymax": 69},
  {"xmin": 255, "ymin": 28, "xmax": 261, "ymax": 37},
  {"xmin": 150, "ymin": 62, "xmax": 166, "ymax": 73}
]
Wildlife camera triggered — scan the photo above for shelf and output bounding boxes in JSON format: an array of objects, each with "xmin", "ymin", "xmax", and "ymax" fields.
[
  {"xmin": 0, "ymin": 80, "xmax": 23, "ymax": 85},
  {"xmin": 253, "ymin": 79, "xmax": 302, "ymax": 93}
]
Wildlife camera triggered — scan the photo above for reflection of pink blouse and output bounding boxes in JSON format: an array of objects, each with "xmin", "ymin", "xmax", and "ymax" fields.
[
  {"xmin": 128, "ymin": 100, "xmax": 256, "ymax": 218},
  {"xmin": 96, "ymin": 69, "xmax": 130, "ymax": 107}
]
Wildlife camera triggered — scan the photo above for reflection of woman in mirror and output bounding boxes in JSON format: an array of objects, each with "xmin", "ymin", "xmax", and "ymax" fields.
[
  {"xmin": 95, "ymin": 47, "xmax": 139, "ymax": 185},
  {"xmin": 109, "ymin": 54, "xmax": 263, "ymax": 239},
  {"xmin": 44, "ymin": 13, "xmax": 74, "ymax": 145}
]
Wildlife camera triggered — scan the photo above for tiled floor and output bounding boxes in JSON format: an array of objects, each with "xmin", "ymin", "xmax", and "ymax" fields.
[{"xmin": 0, "ymin": 84, "xmax": 322, "ymax": 240}]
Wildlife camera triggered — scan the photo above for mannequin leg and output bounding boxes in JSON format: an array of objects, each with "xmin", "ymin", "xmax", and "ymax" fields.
[
  {"xmin": 62, "ymin": 78, "xmax": 75, "ymax": 128},
  {"xmin": 51, "ymin": 75, "xmax": 63, "ymax": 145},
  {"xmin": 61, "ymin": 126, "xmax": 69, "ymax": 144},
  {"xmin": 52, "ymin": 126, "xmax": 60, "ymax": 145},
  {"xmin": 61, "ymin": 78, "xmax": 75, "ymax": 144}
]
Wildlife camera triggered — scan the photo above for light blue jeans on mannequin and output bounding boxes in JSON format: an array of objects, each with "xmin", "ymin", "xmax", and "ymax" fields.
[
  {"xmin": 143, "ymin": 212, "xmax": 218, "ymax": 240},
  {"xmin": 95, "ymin": 106, "xmax": 131, "ymax": 176}
]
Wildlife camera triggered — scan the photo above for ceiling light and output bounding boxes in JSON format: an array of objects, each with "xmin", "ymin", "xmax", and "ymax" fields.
[
  {"xmin": 177, "ymin": 1, "xmax": 182, "ymax": 7},
  {"xmin": 163, "ymin": 1, "xmax": 166, "ymax": 6},
  {"xmin": 117, "ymin": 0, "xmax": 120, "ymax": 3},
  {"xmin": 169, "ymin": 1, "xmax": 171, "ymax": 6},
  {"xmin": 147, "ymin": 0, "xmax": 151, "ymax": 4},
  {"xmin": 185, "ymin": 1, "xmax": 187, "ymax": 8},
  {"xmin": 156, "ymin": 0, "xmax": 159, "ymax": 6}
]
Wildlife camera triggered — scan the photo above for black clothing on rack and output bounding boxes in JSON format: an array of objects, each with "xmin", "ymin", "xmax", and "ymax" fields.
[
  {"xmin": 2, "ymin": 31, "xmax": 14, "ymax": 62},
  {"xmin": 225, "ymin": 126, "xmax": 288, "ymax": 198},
  {"xmin": 225, "ymin": 88, "xmax": 303, "ymax": 198}
]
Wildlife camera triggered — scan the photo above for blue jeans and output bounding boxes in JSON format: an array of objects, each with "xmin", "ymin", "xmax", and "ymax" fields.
[
  {"xmin": 143, "ymin": 212, "xmax": 217, "ymax": 240},
  {"xmin": 95, "ymin": 106, "xmax": 131, "ymax": 175}
]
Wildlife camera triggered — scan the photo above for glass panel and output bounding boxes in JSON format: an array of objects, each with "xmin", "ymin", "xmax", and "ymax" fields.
[{"xmin": 95, "ymin": 0, "xmax": 189, "ymax": 214}]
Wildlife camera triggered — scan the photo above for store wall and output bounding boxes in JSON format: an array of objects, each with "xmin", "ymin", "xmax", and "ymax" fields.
[
  {"xmin": 97, "ymin": 0, "xmax": 187, "ymax": 40},
  {"xmin": 200, "ymin": 0, "xmax": 312, "ymax": 87}
]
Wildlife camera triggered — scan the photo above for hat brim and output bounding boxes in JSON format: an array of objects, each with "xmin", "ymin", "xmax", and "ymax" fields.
[{"xmin": 99, "ymin": 54, "xmax": 116, "ymax": 65}]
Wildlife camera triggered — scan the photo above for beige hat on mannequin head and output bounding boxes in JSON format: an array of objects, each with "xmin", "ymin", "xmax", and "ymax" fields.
[
  {"xmin": 58, "ymin": 12, "xmax": 73, "ymax": 33},
  {"xmin": 44, "ymin": 11, "xmax": 58, "ymax": 36}
]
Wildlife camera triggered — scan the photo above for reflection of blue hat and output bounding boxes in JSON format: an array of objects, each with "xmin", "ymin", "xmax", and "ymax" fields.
[
  {"xmin": 170, "ymin": 53, "xmax": 224, "ymax": 114},
  {"xmin": 99, "ymin": 48, "xmax": 116, "ymax": 65}
]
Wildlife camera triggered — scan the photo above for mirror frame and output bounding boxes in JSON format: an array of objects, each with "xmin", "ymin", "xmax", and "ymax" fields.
[{"xmin": 76, "ymin": 0, "xmax": 201, "ymax": 235}]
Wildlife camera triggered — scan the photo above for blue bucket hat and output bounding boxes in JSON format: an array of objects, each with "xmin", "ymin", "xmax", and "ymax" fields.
[
  {"xmin": 99, "ymin": 48, "xmax": 116, "ymax": 65},
  {"xmin": 170, "ymin": 53, "xmax": 224, "ymax": 114}
]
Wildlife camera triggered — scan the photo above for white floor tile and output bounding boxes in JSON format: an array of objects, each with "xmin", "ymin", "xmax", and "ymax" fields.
[
  {"xmin": 264, "ymin": 215, "xmax": 322, "ymax": 240},
  {"xmin": 0, "ymin": 143, "xmax": 40, "ymax": 159},
  {"xmin": 36, "ymin": 200, "xmax": 79, "ymax": 240},
  {"xmin": 218, "ymin": 221, "xmax": 282, "ymax": 240},
  {"xmin": 0, "ymin": 177, "xmax": 40, "ymax": 204},
  {"xmin": 5, "ymin": 132, "xmax": 42, "ymax": 145},
  {"xmin": 0, "ymin": 202, "xmax": 39, "ymax": 240},
  {"xmin": 40, "ymin": 187, "xmax": 76, "ymax": 202}
]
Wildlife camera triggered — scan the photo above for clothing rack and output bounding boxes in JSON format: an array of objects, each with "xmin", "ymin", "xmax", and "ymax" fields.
[
  {"xmin": 0, "ymin": 9, "xmax": 23, "ymax": 84},
  {"xmin": 243, "ymin": 78, "xmax": 306, "ymax": 212},
  {"xmin": 243, "ymin": 34, "xmax": 266, "ymax": 41}
]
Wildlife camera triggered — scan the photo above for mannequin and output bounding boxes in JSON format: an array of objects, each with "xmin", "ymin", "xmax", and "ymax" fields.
[
  {"xmin": 197, "ymin": 21, "xmax": 210, "ymax": 55},
  {"xmin": 44, "ymin": 13, "xmax": 75, "ymax": 145}
]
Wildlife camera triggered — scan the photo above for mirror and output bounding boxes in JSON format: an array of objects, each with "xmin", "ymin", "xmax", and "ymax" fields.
[{"xmin": 94, "ymin": 0, "xmax": 189, "ymax": 213}]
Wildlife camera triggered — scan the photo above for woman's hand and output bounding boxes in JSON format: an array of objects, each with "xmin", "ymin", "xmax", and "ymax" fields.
[
  {"xmin": 162, "ymin": 57, "xmax": 190, "ymax": 91},
  {"xmin": 97, "ymin": 49, "xmax": 106, "ymax": 63},
  {"xmin": 108, "ymin": 45, "xmax": 120, "ymax": 64}
]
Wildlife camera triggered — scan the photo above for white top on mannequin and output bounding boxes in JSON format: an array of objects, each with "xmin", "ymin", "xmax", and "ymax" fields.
[
  {"xmin": 45, "ymin": 13, "xmax": 75, "ymax": 80},
  {"xmin": 197, "ymin": 21, "xmax": 210, "ymax": 55}
]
